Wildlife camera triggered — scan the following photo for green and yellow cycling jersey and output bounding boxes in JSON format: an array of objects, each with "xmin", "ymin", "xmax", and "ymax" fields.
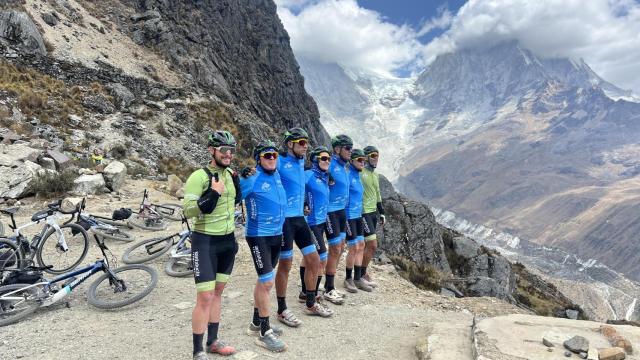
[
  {"xmin": 183, "ymin": 165, "xmax": 236, "ymax": 236},
  {"xmin": 360, "ymin": 165, "xmax": 381, "ymax": 214}
]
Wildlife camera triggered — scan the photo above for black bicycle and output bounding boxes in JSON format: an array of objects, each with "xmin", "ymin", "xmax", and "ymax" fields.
[
  {"xmin": 0, "ymin": 200, "xmax": 89, "ymax": 275},
  {"xmin": 0, "ymin": 233, "xmax": 157, "ymax": 326},
  {"xmin": 74, "ymin": 199, "xmax": 135, "ymax": 242}
]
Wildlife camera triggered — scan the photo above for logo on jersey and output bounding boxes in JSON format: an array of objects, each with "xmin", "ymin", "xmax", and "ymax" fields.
[
  {"xmin": 261, "ymin": 182, "xmax": 271, "ymax": 191},
  {"xmin": 284, "ymin": 162, "xmax": 293, "ymax": 169}
]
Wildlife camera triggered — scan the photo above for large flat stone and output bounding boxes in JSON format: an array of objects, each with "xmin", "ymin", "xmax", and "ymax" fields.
[
  {"xmin": 0, "ymin": 144, "xmax": 41, "ymax": 166},
  {"xmin": 474, "ymin": 314, "xmax": 640, "ymax": 360}
]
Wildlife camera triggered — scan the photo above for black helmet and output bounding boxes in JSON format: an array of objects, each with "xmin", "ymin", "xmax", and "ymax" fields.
[
  {"xmin": 350, "ymin": 148, "xmax": 365, "ymax": 159},
  {"xmin": 208, "ymin": 130, "xmax": 237, "ymax": 147},
  {"xmin": 310, "ymin": 146, "xmax": 330, "ymax": 162},
  {"xmin": 283, "ymin": 127, "xmax": 309, "ymax": 143},
  {"xmin": 331, "ymin": 134, "xmax": 353, "ymax": 147},
  {"xmin": 253, "ymin": 140, "xmax": 278, "ymax": 160},
  {"xmin": 363, "ymin": 145, "xmax": 379, "ymax": 155}
]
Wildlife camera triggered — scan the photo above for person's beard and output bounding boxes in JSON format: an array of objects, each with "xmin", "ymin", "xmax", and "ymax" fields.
[{"xmin": 213, "ymin": 153, "xmax": 229, "ymax": 168}]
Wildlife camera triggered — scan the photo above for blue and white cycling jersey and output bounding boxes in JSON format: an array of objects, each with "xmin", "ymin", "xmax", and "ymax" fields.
[
  {"xmin": 240, "ymin": 166, "xmax": 287, "ymax": 237},
  {"xmin": 277, "ymin": 154, "xmax": 306, "ymax": 218},
  {"xmin": 327, "ymin": 154, "xmax": 349, "ymax": 212},
  {"xmin": 304, "ymin": 163, "xmax": 329, "ymax": 226}
]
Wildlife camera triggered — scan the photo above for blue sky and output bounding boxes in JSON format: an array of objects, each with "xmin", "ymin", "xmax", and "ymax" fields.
[{"xmin": 276, "ymin": 0, "xmax": 640, "ymax": 93}]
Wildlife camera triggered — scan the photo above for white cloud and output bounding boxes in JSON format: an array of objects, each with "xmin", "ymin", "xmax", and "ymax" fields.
[
  {"xmin": 424, "ymin": 0, "xmax": 640, "ymax": 93},
  {"xmin": 276, "ymin": 0, "xmax": 423, "ymax": 76},
  {"xmin": 417, "ymin": 6, "xmax": 453, "ymax": 37}
]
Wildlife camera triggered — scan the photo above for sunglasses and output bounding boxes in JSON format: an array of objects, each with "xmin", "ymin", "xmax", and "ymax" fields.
[
  {"xmin": 354, "ymin": 157, "xmax": 366, "ymax": 163},
  {"xmin": 215, "ymin": 146, "xmax": 236, "ymax": 154},
  {"xmin": 260, "ymin": 152, "xmax": 278, "ymax": 160},
  {"xmin": 318, "ymin": 156, "xmax": 331, "ymax": 162},
  {"xmin": 368, "ymin": 153, "xmax": 379, "ymax": 159},
  {"xmin": 342, "ymin": 145, "xmax": 353, "ymax": 151},
  {"xmin": 290, "ymin": 138, "xmax": 309, "ymax": 146}
]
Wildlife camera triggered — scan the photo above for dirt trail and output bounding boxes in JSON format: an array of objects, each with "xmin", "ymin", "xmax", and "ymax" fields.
[{"xmin": 0, "ymin": 180, "xmax": 526, "ymax": 359}]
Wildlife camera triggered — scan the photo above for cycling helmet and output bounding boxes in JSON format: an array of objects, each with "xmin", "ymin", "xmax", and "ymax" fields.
[
  {"xmin": 363, "ymin": 145, "xmax": 379, "ymax": 155},
  {"xmin": 283, "ymin": 127, "xmax": 309, "ymax": 142},
  {"xmin": 330, "ymin": 134, "xmax": 353, "ymax": 147},
  {"xmin": 350, "ymin": 148, "xmax": 366, "ymax": 159},
  {"xmin": 253, "ymin": 140, "xmax": 278, "ymax": 160},
  {"xmin": 208, "ymin": 130, "xmax": 237, "ymax": 147},
  {"xmin": 310, "ymin": 146, "xmax": 330, "ymax": 162}
]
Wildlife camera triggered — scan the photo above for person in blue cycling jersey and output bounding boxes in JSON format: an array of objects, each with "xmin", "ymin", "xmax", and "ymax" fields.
[
  {"xmin": 299, "ymin": 145, "xmax": 344, "ymax": 305},
  {"xmin": 276, "ymin": 128, "xmax": 332, "ymax": 326},
  {"xmin": 240, "ymin": 140, "xmax": 288, "ymax": 353},
  {"xmin": 343, "ymin": 149, "xmax": 372, "ymax": 293},
  {"xmin": 322, "ymin": 134, "xmax": 353, "ymax": 304}
]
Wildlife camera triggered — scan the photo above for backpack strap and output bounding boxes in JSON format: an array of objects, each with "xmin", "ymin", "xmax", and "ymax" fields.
[{"xmin": 202, "ymin": 167, "xmax": 218, "ymax": 190}]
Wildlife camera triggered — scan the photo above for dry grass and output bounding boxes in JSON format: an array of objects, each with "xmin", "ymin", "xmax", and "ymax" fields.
[
  {"xmin": 158, "ymin": 157, "xmax": 197, "ymax": 182},
  {"xmin": 390, "ymin": 255, "xmax": 443, "ymax": 291},
  {"xmin": 30, "ymin": 170, "xmax": 77, "ymax": 196}
]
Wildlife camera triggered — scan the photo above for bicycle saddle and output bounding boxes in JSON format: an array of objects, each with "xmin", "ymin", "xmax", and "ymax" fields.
[
  {"xmin": 0, "ymin": 207, "xmax": 19, "ymax": 215},
  {"xmin": 31, "ymin": 209, "xmax": 52, "ymax": 222}
]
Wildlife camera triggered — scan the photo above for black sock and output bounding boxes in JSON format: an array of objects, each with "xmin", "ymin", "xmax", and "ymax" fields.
[
  {"xmin": 354, "ymin": 266, "xmax": 362, "ymax": 281},
  {"xmin": 300, "ymin": 266, "xmax": 306, "ymax": 293},
  {"xmin": 277, "ymin": 296, "xmax": 287, "ymax": 315},
  {"xmin": 362, "ymin": 266, "xmax": 367, "ymax": 277},
  {"xmin": 325, "ymin": 274, "xmax": 335, "ymax": 292},
  {"xmin": 206, "ymin": 322, "xmax": 219, "ymax": 346},
  {"xmin": 252, "ymin": 307, "xmax": 260, "ymax": 326},
  {"xmin": 193, "ymin": 333, "xmax": 204, "ymax": 355},
  {"xmin": 259, "ymin": 316, "xmax": 270, "ymax": 336},
  {"xmin": 306, "ymin": 290, "xmax": 316, "ymax": 308},
  {"xmin": 316, "ymin": 276, "xmax": 322, "ymax": 296},
  {"xmin": 346, "ymin": 268, "xmax": 353, "ymax": 280}
]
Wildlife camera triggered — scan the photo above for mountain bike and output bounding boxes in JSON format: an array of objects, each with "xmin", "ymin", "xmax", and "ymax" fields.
[
  {"xmin": 127, "ymin": 189, "xmax": 171, "ymax": 231},
  {"xmin": 122, "ymin": 215, "xmax": 193, "ymax": 277},
  {"xmin": 0, "ymin": 200, "xmax": 89, "ymax": 275},
  {"xmin": 0, "ymin": 233, "xmax": 157, "ymax": 326},
  {"xmin": 74, "ymin": 199, "xmax": 135, "ymax": 242}
]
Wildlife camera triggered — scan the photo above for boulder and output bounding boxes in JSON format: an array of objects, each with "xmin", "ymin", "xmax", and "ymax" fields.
[
  {"xmin": 82, "ymin": 94, "xmax": 115, "ymax": 114},
  {"xmin": 452, "ymin": 236, "xmax": 480, "ymax": 259},
  {"xmin": 41, "ymin": 12, "xmax": 59, "ymax": 27},
  {"xmin": 106, "ymin": 83, "xmax": 135, "ymax": 109},
  {"xmin": 0, "ymin": 143, "xmax": 41, "ymax": 166},
  {"xmin": 0, "ymin": 10, "xmax": 46, "ymax": 55},
  {"xmin": 0, "ymin": 160, "xmax": 42, "ymax": 198},
  {"xmin": 0, "ymin": 130, "xmax": 21, "ymax": 144},
  {"xmin": 130, "ymin": 10, "xmax": 161, "ymax": 22},
  {"xmin": 103, "ymin": 160, "xmax": 126, "ymax": 191},
  {"xmin": 38, "ymin": 156, "xmax": 56, "ymax": 171},
  {"xmin": 564, "ymin": 336, "xmax": 589, "ymax": 354},
  {"xmin": 46, "ymin": 149, "xmax": 71, "ymax": 170},
  {"xmin": 167, "ymin": 174, "xmax": 183, "ymax": 196},
  {"xmin": 73, "ymin": 174, "xmax": 107, "ymax": 195},
  {"xmin": 566, "ymin": 309, "xmax": 579, "ymax": 320},
  {"xmin": 598, "ymin": 347, "xmax": 625, "ymax": 360}
]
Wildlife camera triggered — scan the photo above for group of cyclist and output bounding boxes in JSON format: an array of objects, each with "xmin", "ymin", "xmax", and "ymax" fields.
[{"xmin": 183, "ymin": 128, "xmax": 385, "ymax": 359}]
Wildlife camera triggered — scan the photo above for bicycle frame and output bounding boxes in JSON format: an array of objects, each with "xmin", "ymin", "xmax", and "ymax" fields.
[
  {"xmin": 10, "ymin": 213, "xmax": 70, "ymax": 256},
  {"xmin": 168, "ymin": 230, "xmax": 192, "ymax": 260},
  {"xmin": 0, "ymin": 260, "xmax": 108, "ymax": 308}
]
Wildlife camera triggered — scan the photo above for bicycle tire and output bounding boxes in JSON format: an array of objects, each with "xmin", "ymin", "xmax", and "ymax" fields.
[
  {"xmin": 92, "ymin": 227, "xmax": 135, "ymax": 242},
  {"xmin": 121, "ymin": 236, "xmax": 174, "ymax": 264},
  {"xmin": 94, "ymin": 217, "xmax": 134, "ymax": 229},
  {"xmin": 0, "ymin": 283, "xmax": 42, "ymax": 326},
  {"xmin": 155, "ymin": 203, "xmax": 183, "ymax": 221},
  {"xmin": 164, "ymin": 257, "xmax": 193, "ymax": 277},
  {"xmin": 128, "ymin": 215, "xmax": 168, "ymax": 231},
  {"xmin": 86, "ymin": 264, "xmax": 157, "ymax": 309},
  {"xmin": 0, "ymin": 238, "xmax": 22, "ymax": 272},
  {"xmin": 36, "ymin": 223, "xmax": 89, "ymax": 275},
  {"xmin": 0, "ymin": 222, "xmax": 4, "ymax": 237}
]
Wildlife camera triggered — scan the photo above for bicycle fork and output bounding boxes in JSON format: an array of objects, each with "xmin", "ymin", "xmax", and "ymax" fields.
[{"xmin": 47, "ymin": 218, "xmax": 69, "ymax": 252}]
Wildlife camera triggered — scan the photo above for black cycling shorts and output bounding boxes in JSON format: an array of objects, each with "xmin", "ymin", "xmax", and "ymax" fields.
[
  {"xmin": 310, "ymin": 223, "xmax": 328, "ymax": 261},
  {"xmin": 281, "ymin": 216, "xmax": 317, "ymax": 260},
  {"xmin": 191, "ymin": 232, "xmax": 237, "ymax": 292},
  {"xmin": 345, "ymin": 217, "xmax": 364, "ymax": 247},
  {"xmin": 246, "ymin": 235, "xmax": 282, "ymax": 283},
  {"xmin": 362, "ymin": 211, "xmax": 379, "ymax": 241},
  {"xmin": 325, "ymin": 209, "xmax": 347, "ymax": 246}
]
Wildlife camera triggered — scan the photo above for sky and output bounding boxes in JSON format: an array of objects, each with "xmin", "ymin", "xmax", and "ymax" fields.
[{"xmin": 275, "ymin": 0, "xmax": 640, "ymax": 94}]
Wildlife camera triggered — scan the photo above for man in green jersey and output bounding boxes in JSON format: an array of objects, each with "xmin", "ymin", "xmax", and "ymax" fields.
[
  {"xmin": 360, "ymin": 145, "xmax": 385, "ymax": 287},
  {"xmin": 183, "ymin": 130, "xmax": 241, "ymax": 360}
]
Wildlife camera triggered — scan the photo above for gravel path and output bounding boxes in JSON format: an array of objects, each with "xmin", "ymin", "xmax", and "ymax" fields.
[{"xmin": 0, "ymin": 181, "xmax": 526, "ymax": 359}]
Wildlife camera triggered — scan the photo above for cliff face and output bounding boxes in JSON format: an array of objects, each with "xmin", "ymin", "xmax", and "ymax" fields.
[{"xmin": 103, "ymin": 0, "xmax": 329, "ymax": 145}]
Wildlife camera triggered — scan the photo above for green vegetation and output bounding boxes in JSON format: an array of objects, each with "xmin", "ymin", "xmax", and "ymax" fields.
[
  {"xmin": 30, "ymin": 170, "xmax": 76, "ymax": 196},
  {"xmin": 390, "ymin": 255, "xmax": 443, "ymax": 291},
  {"xmin": 158, "ymin": 157, "xmax": 197, "ymax": 182}
]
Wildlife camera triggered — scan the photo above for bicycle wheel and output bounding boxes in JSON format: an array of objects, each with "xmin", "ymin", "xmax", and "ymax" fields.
[
  {"xmin": 121, "ymin": 235, "xmax": 174, "ymax": 264},
  {"xmin": 0, "ymin": 239, "xmax": 22, "ymax": 272},
  {"xmin": 86, "ymin": 264, "xmax": 157, "ymax": 309},
  {"xmin": 128, "ymin": 215, "xmax": 168, "ymax": 231},
  {"xmin": 36, "ymin": 223, "xmax": 89, "ymax": 275},
  {"xmin": 92, "ymin": 226, "xmax": 135, "ymax": 242},
  {"xmin": 155, "ymin": 203, "xmax": 183, "ymax": 221},
  {"xmin": 0, "ymin": 283, "xmax": 42, "ymax": 326},
  {"xmin": 93, "ymin": 217, "xmax": 134, "ymax": 229},
  {"xmin": 164, "ymin": 257, "xmax": 193, "ymax": 277}
]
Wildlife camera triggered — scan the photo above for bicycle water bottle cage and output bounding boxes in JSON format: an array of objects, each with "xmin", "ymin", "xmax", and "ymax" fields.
[{"xmin": 31, "ymin": 210, "xmax": 51, "ymax": 222}]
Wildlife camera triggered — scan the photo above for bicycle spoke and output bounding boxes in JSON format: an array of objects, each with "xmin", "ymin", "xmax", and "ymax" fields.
[
  {"xmin": 38, "ymin": 227, "xmax": 86, "ymax": 271},
  {"xmin": 89, "ymin": 266, "xmax": 156, "ymax": 307}
]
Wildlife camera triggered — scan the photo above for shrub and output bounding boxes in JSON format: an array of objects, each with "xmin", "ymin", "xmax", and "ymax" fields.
[
  {"xmin": 110, "ymin": 144, "xmax": 127, "ymax": 159},
  {"xmin": 390, "ymin": 255, "xmax": 443, "ymax": 291},
  {"xmin": 30, "ymin": 170, "xmax": 76, "ymax": 196},
  {"xmin": 158, "ymin": 157, "xmax": 196, "ymax": 182}
]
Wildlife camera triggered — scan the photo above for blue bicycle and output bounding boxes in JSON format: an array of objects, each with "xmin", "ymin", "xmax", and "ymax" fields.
[{"xmin": 0, "ymin": 233, "xmax": 157, "ymax": 326}]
